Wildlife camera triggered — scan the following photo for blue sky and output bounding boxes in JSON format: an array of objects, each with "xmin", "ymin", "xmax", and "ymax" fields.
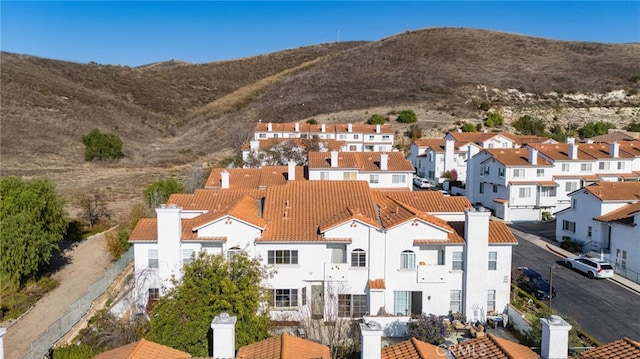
[{"xmin": 2, "ymin": 1, "xmax": 639, "ymax": 67}]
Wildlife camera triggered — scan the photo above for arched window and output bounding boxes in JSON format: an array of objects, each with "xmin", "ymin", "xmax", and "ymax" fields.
[
  {"xmin": 351, "ymin": 249, "xmax": 366, "ymax": 268},
  {"xmin": 227, "ymin": 246, "xmax": 241, "ymax": 261},
  {"xmin": 400, "ymin": 250, "xmax": 416, "ymax": 269}
]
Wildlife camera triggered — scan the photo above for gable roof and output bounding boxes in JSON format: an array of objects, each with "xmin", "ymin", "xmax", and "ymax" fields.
[
  {"xmin": 446, "ymin": 131, "xmax": 515, "ymax": 145},
  {"xmin": 590, "ymin": 130, "xmax": 640, "ymax": 142},
  {"xmin": 381, "ymin": 337, "xmax": 442, "ymax": 359},
  {"xmin": 594, "ymin": 201, "xmax": 640, "ymax": 224},
  {"xmin": 581, "ymin": 182, "xmax": 640, "ymax": 202},
  {"xmin": 205, "ymin": 167, "xmax": 306, "ymax": 189},
  {"xmin": 308, "ymin": 152, "xmax": 415, "ymax": 172},
  {"xmin": 481, "ymin": 148, "xmax": 553, "ymax": 167},
  {"xmin": 381, "ymin": 191, "xmax": 472, "ymax": 213},
  {"xmin": 447, "ymin": 221, "xmax": 519, "ymax": 244},
  {"xmin": 94, "ymin": 339, "xmax": 190, "ymax": 359},
  {"xmin": 236, "ymin": 332, "xmax": 330, "ymax": 359},
  {"xmin": 450, "ymin": 333, "xmax": 538, "ymax": 359},
  {"xmin": 578, "ymin": 337, "xmax": 640, "ymax": 359}
]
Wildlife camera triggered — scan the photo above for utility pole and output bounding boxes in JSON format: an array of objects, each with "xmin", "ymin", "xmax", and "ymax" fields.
[{"xmin": 549, "ymin": 265, "xmax": 558, "ymax": 310}]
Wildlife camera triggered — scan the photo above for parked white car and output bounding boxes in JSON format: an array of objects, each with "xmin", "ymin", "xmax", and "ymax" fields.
[
  {"xmin": 413, "ymin": 177, "xmax": 431, "ymax": 188},
  {"xmin": 565, "ymin": 256, "xmax": 614, "ymax": 279}
]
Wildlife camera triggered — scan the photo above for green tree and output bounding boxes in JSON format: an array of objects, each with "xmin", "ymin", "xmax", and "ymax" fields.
[
  {"xmin": 460, "ymin": 122, "xmax": 477, "ymax": 132},
  {"xmin": 366, "ymin": 114, "xmax": 386, "ymax": 125},
  {"xmin": 625, "ymin": 121, "xmax": 640, "ymax": 132},
  {"xmin": 81, "ymin": 129, "xmax": 124, "ymax": 162},
  {"xmin": 485, "ymin": 111, "xmax": 504, "ymax": 127},
  {"xmin": 306, "ymin": 118, "xmax": 318, "ymax": 125},
  {"xmin": 0, "ymin": 177, "xmax": 68, "ymax": 288},
  {"xmin": 577, "ymin": 121, "xmax": 616, "ymax": 139},
  {"xmin": 512, "ymin": 115, "xmax": 546, "ymax": 136},
  {"xmin": 396, "ymin": 109, "xmax": 417, "ymax": 123},
  {"xmin": 143, "ymin": 178, "xmax": 184, "ymax": 211},
  {"xmin": 148, "ymin": 252, "xmax": 272, "ymax": 356}
]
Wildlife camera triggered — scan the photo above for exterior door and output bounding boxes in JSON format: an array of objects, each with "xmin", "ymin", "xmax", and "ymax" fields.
[
  {"xmin": 311, "ymin": 284, "xmax": 324, "ymax": 319},
  {"xmin": 411, "ymin": 291, "xmax": 423, "ymax": 316}
]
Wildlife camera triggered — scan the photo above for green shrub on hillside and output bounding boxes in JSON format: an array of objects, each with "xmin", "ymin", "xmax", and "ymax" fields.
[
  {"xmin": 513, "ymin": 115, "xmax": 546, "ymax": 136},
  {"xmin": 485, "ymin": 111, "xmax": 504, "ymax": 127},
  {"xmin": 396, "ymin": 109, "xmax": 417, "ymax": 123},
  {"xmin": 577, "ymin": 121, "xmax": 616, "ymax": 138},
  {"xmin": 460, "ymin": 122, "xmax": 477, "ymax": 132},
  {"xmin": 367, "ymin": 114, "xmax": 386, "ymax": 125},
  {"xmin": 82, "ymin": 129, "xmax": 123, "ymax": 162}
]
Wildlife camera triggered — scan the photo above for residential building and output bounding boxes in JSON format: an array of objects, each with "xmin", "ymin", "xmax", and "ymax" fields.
[
  {"xmin": 130, "ymin": 181, "xmax": 517, "ymax": 326},
  {"xmin": 252, "ymin": 121, "xmax": 395, "ymax": 152},
  {"xmin": 308, "ymin": 151, "xmax": 415, "ymax": 190},
  {"xmin": 466, "ymin": 139, "xmax": 640, "ymax": 221},
  {"xmin": 241, "ymin": 137, "xmax": 345, "ymax": 167},
  {"xmin": 554, "ymin": 182, "xmax": 640, "ymax": 276}
]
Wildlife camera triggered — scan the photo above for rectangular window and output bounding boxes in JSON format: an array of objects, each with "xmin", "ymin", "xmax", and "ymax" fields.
[
  {"xmin": 498, "ymin": 167, "xmax": 505, "ymax": 177},
  {"xmin": 268, "ymin": 250, "xmax": 299, "ymax": 265},
  {"xmin": 618, "ymin": 162, "xmax": 625, "ymax": 170},
  {"xmin": 599, "ymin": 162, "xmax": 610, "ymax": 170},
  {"xmin": 148, "ymin": 249, "xmax": 158, "ymax": 269},
  {"xmin": 382, "ymin": 135, "xmax": 390, "ymax": 141},
  {"xmin": 148, "ymin": 288, "xmax": 160, "ymax": 301},
  {"xmin": 339, "ymin": 134, "xmax": 347, "ymax": 140},
  {"xmin": 565, "ymin": 182, "xmax": 578, "ymax": 192},
  {"xmin": 493, "ymin": 184, "xmax": 498, "ymax": 193},
  {"xmin": 301, "ymin": 287, "xmax": 307, "ymax": 306},
  {"xmin": 349, "ymin": 145, "xmax": 357, "ymax": 151},
  {"xmin": 365, "ymin": 145, "xmax": 374, "ymax": 151},
  {"xmin": 353, "ymin": 135, "xmax": 359, "ymax": 140},
  {"xmin": 351, "ymin": 249, "xmax": 366, "ymax": 267},
  {"xmin": 479, "ymin": 182, "xmax": 485, "ymax": 194},
  {"xmin": 343, "ymin": 172, "xmax": 357, "ymax": 180},
  {"xmin": 338, "ymin": 294, "xmax": 351, "ymax": 317},
  {"xmin": 519, "ymin": 187, "xmax": 531, "ymax": 198},
  {"xmin": 483, "ymin": 166, "xmax": 490, "ymax": 176},
  {"xmin": 580, "ymin": 163, "xmax": 592, "ymax": 172},
  {"xmin": 273, "ymin": 288, "xmax": 298, "ymax": 307},
  {"xmin": 400, "ymin": 251, "xmax": 416, "ymax": 270},
  {"xmin": 273, "ymin": 134, "xmax": 279, "ymax": 139},
  {"xmin": 392, "ymin": 175, "xmax": 406, "ymax": 184},
  {"xmin": 488, "ymin": 252, "xmax": 497, "ymax": 270},
  {"xmin": 562, "ymin": 163, "xmax": 570, "ymax": 172},
  {"xmin": 537, "ymin": 168, "xmax": 544, "ymax": 177},
  {"xmin": 393, "ymin": 291, "xmax": 410, "ymax": 316},
  {"xmin": 258, "ymin": 133, "xmax": 267, "ymax": 139},
  {"xmin": 320, "ymin": 171, "xmax": 330, "ymax": 180},
  {"xmin": 369, "ymin": 174, "xmax": 379, "ymax": 184},
  {"xmin": 562, "ymin": 220, "xmax": 576, "ymax": 233},
  {"xmin": 182, "ymin": 249, "xmax": 195, "ymax": 265},
  {"xmin": 487, "ymin": 290, "xmax": 496, "ymax": 313},
  {"xmin": 616, "ymin": 249, "xmax": 627, "ymax": 269},
  {"xmin": 587, "ymin": 226, "xmax": 592, "ymax": 237},
  {"xmin": 338, "ymin": 294, "xmax": 367, "ymax": 317},
  {"xmin": 369, "ymin": 135, "xmax": 375, "ymax": 140},
  {"xmin": 513, "ymin": 169, "xmax": 524, "ymax": 178},
  {"xmin": 452, "ymin": 252, "xmax": 463, "ymax": 271},
  {"xmin": 572, "ymin": 198, "xmax": 577, "ymax": 208},
  {"xmin": 450, "ymin": 290, "xmax": 462, "ymax": 313}
]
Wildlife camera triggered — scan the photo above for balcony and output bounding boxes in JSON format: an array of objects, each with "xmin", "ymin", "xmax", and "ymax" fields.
[{"xmin": 417, "ymin": 264, "xmax": 450, "ymax": 283}]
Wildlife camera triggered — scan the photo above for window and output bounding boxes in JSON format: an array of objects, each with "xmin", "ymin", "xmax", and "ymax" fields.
[
  {"xmin": 599, "ymin": 162, "xmax": 610, "ymax": 170},
  {"xmin": 616, "ymin": 249, "xmax": 627, "ymax": 269},
  {"xmin": 452, "ymin": 252, "xmax": 463, "ymax": 270},
  {"xmin": 320, "ymin": 171, "xmax": 330, "ymax": 180},
  {"xmin": 428, "ymin": 151, "xmax": 435, "ymax": 162},
  {"xmin": 487, "ymin": 290, "xmax": 496, "ymax": 313},
  {"xmin": 148, "ymin": 288, "xmax": 160, "ymax": 301},
  {"xmin": 482, "ymin": 166, "xmax": 490, "ymax": 176},
  {"xmin": 513, "ymin": 169, "xmax": 524, "ymax": 178},
  {"xmin": 382, "ymin": 135, "xmax": 390, "ymax": 141},
  {"xmin": 450, "ymin": 290, "xmax": 462, "ymax": 313},
  {"xmin": 537, "ymin": 168, "xmax": 545, "ymax": 177},
  {"xmin": 562, "ymin": 163, "xmax": 570, "ymax": 172},
  {"xmin": 349, "ymin": 145, "xmax": 357, "ymax": 151},
  {"xmin": 268, "ymin": 250, "xmax": 298, "ymax": 265},
  {"xmin": 343, "ymin": 172, "xmax": 357, "ymax": 180},
  {"xmin": 580, "ymin": 163, "xmax": 592, "ymax": 172},
  {"xmin": 518, "ymin": 187, "xmax": 531, "ymax": 198},
  {"xmin": 351, "ymin": 249, "xmax": 366, "ymax": 267},
  {"xmin": 541, "ymin": 187, "xmax": 556, "ymax": 197},
  {"xmin": 400, "ymin": 250, "xmax": 416, "ymax": 269},
  {"xmin": 258, "ymin": 133, "xmax": 266, "ymax": 139},
  {"xmin": 339, "ymin": 134, "xmax": 347, "ymax": 140},
  {"xmin": 182, "ymin": 249, "xmax": 195, "ymax": 265},
  {"xmin": 369, "ymin": 135, "xmax": 375, "ymax": 140},
  {"xmin": 572, "ymin": 198, "xmax": 577, "ymax": 208},
  {"xmin": 365, "ymin": 145, "xmax": 374, "ymax": 151},
  {"xmin": 369, "ymin": 175, "xmax": 379, "ymax": 184},
  {"xmin": 565, "ymin": 182, "xmax": 578, "ymax": 192},
  {"xmin": 488, "ymin": 252, "xmax": 497, "ymax": 270},
  {"xmin": 394, "ymin": 291, "xmax": 410, "ymax": 315},
  {"xmin": 618, "ymin": 162, "xmax": 625, "ymax": 170},
  {"xmin": 338, "ymin": 294, "xmax": 367, "ymax": 317},
  {"xmin": 273, "ymin": 288, "xmax": 298, "ymax": 307},
  {"xmin": 148, "ymin": 249, "xmax": 158, "ymax": 269},
  {"xmin": 479, "ymin": 182, "xmax": 485, "ymax": 194},
  {"xmin": 587, "ymin": 226, "xmax": 592, "ymax": 237},
  {"xmin": 227, "ymin": 247, "xmax": 241, "ymax": 261},
  {"xmin": 273, "ymin": 134, "xmax": 279, "ymax": 139},
  {"xmin": 562, "ymin": 220, "xmax": 576, "ymax": 233},
  {"xmin": 498, "ymin": 167, "xmax": 505, "ymax": 177},
  {"xmin": 354, "ymin": 135, "xmax": 360, "ymax": 140},
  {"xmin": 301, "ymin": 287, "xmax": 307, "ymax": 306},
  {"xmin": 428, "ymin": 171, "xmax": 435, "ymax": 180},
  {"xmin": 392, "ymin": 175, "xmax": 406, "ymax": 184},
  {"xmin": 493, "ymin": 184, "xmax": 498, "ymax": 193}
]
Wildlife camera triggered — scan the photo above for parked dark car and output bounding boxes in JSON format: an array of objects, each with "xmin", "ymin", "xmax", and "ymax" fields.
[{"xmin": 515, "ymin": 267, "xmax": 557, "ymax": 299}]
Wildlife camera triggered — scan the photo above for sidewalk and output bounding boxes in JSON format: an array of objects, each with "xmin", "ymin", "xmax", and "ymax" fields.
[{"xmin": 508, "ymin": 226, "xmax": 640, "ymax": 295}]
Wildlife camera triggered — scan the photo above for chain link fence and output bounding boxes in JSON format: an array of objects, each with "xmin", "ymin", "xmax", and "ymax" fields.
[{"xmin": 24, "ymin": 247, "xmax": 134, "ymax": 359}]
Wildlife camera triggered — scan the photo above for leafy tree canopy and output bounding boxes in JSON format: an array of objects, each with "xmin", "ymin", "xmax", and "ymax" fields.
[
  {"xmin": 512, "ymin": 115, "xmax": 546, "ymax": 136},
  {"xmin": 485, "ymin": 111, "xmax": 504, "ymax": 127},
  {"xmin": 82, "ymin": 129, "xmax": 123, "ymax": 162},
  {"xmin": 396, "ymin": 109, "xmax": 417, "ymax": 123},
  {"xmin": 460, "ymin": 122, "xmax": 477, "ymax": 132},
  {"xmin": 624, "ymin": 121, "xmax": 640, "ymax": 132},
  {"xmin": 143, "ymin": 177, "xmax": 184, "ymax": 211},
  {"xmin": 148, "ymin": 252, "xmax": 272, "ymax": 356},
  {"xmin": 0, "ymin": 177, "xmax": 67, "ymax": 288},
  {"xmin": 366, "ymin": 114, "xmax": 386, "ymax": 125},
  {"xmin": 577, "ymin": 121, "xmax": 616, "ymax": 139},
  {"xmin": 306, "ymin": 119, "xmax": 318, "ymax": 124}
]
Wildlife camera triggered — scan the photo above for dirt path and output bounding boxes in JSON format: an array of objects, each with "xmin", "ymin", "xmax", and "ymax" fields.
[{"xmin": 3, "ymin": 233, "xmax": 111, "ymax": 359}]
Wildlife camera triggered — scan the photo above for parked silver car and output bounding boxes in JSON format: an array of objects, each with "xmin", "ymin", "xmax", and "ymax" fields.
[
  {"xmin": 565, "ymin": 256, "xmax": 614, "ymax": 279},
  {"xmin": 413, "ymin": 177, "xmax": 431, "ymax": 188}
]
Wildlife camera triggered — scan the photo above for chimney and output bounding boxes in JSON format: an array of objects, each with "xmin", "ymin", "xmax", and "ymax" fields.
[
  {"xmin": 566, "ymin": 137, "xmax": 575, "ymax": 144},
  {"xmin": 463, "ymin": 207, "xmax": 491, "ymax": 321},
  {"xmin": 287, "ymin": 161, "xmax": 296, "ymax": 181},
  {"xmin": 221, "ymin": 170, "xmax": 230, "ymax": 189},
  {"xmin": 609, "ymin": 142, "xmax": 619, "ymax": 158},
  {"xmin": 348, "ymin": 123, "xmax": 353, "ymax": 132},
  {"xmin": 211, "ymin": 312, "xmax": 237, "ymax": 359},
  {"xmin": 321, "ymin": 123, "xmax": 326, "ymax": 133},
  {"xmin": 379, "ymin": 153, "xmax": 388, "ymax": 171},
  {"xmin": 0, "ymin": 327, "xmax": 6, "ymax": 359},
  {"xmin": 295, "ymin": 122, "xmax": 300, "ymax": 132},
  {"xmin": 540, "ymin": 315, "xmax": 572, "ymax": 359},
  {"xmin": 445, "ymin": 139, "xmax": 455, "ymax": 171},
  {"xmin": 331, "ymin": 151, "xmax": 339, "ymax": 168},
  {"xmin": 155, "ymin": 204, "xmax": 182, "ymax": 288},
  {"xmin": 528, "ymin": 147, "xmax": 538, "ymax": 165},
  {"xmin": 250, "ymin": 140, "xmax": 259, "ymax": 151},
  {"xmin": 375, "ymin": 124, "xmax": 381, "ymax": 133},
  {"xmin": 568, "ymin": 142, "xmax": 578, "ymax": 160},
  {"xmin": 360, "ymin": 321, "xmax": 382, "ymax": 359}
]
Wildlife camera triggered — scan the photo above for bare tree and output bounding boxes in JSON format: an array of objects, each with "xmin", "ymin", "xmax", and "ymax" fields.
[
  {"xmin": 184, "ymin": 165, "xmax": 210, "ymax": 194},
  {"xmin": 75, "ymin": 189, "xmax": 112, "ymax": 229}
]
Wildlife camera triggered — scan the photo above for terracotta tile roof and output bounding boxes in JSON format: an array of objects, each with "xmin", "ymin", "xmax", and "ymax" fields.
[
  {"xmin": 129, "ymin": 218, "xmax": 157, "ymax": 242},
  {"xmin": 578, "ymin": 142, "xmax": 634, "ymax": 159},
  {"xmin": 450, "ymin": 334, "xmax": 537, "ymax": 359},
  {"xmin": 372, "ymin": 191, "xmax": 451, "ymax": 230},
  {"xmin": 169, "ymin": 189, "xmax": 264, "ymax": 210},
  {"xmin": 381, "ymin": 191, "xmax": 473, "ymax": 213},
  {"xmin": 381, "ymin": 337, "xmax": 442, "ymax": 359},
  {"xmin": 413, "ymin": 229, "xmax": 465, "ymax": 245},
  {"xmin": 94, "ymin": 338, "xmax": 190, "ymax": 359},
  {"xmin": 189, "ymin": 195, "xmax": 266, "ymax": 230},
  {"xmin": 412, "ymin": 138, "xmax": 446, "ymax": 150},
  {"xmin": 581, "ymin": 182, "xmax": 640, "ymax": 201},
  {"xmin": 308, "ymin": 152, "xmax": 415, "ymax": 172},
  {"xmin": 482, "ymin": 148, "xmax": 553, "ymax": 167},
  {"xmin": 254, "ymin": 121, "xmax": 394, "ymax": 134},
  {"xmin": 595, "ymin": 201, "xmax": 640, "ymax": 223},
  {"xmin": 242, "ymin": 137, "xmax": 346, "ymax": 151},
  {"xmin": 618, "ymin": 140, "xmax": 640, "ymax": 157},
  {"xmin": 513, "ymin": 135, "xmax": 557, "ymax": 145},
  {"xmin": 590, "ymin": 131, "xmax": 640, "ymax": 142},
  {"xmin": 509, "ymin": 180, "xmax": 559, "ymax": 187},
  {"xmin": 368, "ymin": 279, "xmax": 386, "ymax": 289},
  {"xmin": 493, "ymin": 198, "xmax": 509, "ymax": 204},
  {"xmin": 447, "ymin": 132, "xmax": 514, "ymax": 145},
  {"xmin": 447, "ymin": 221, "xmax": 518, "ymax": 244},
  {"xmin": 236, "ymin": 332, "xmax": 330, "ymax": 359},
  {"xmin": 529, "ymin": 142, "xmax": 634, "ymax": 161},
  {"xmin": 205, "ymin": 167, "xmax": 306, "ymax": 189},
  {"xmin": 579, "ymin": 337, "xmax": 640, "ymax": 359}
]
